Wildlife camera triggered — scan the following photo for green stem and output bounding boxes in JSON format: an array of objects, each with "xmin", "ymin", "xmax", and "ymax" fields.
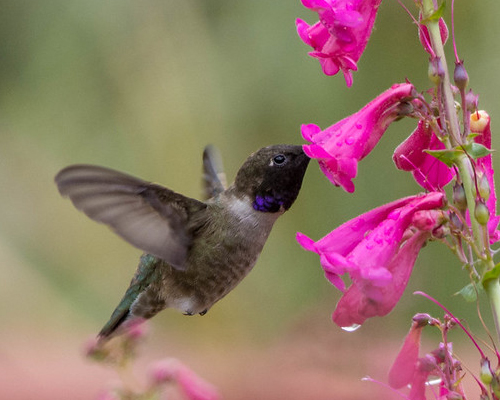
[
  {"xmin": 485, "ymin": 279, "xmax": 500, "ymax": 342},
  {"xmin": 422, "ymin": 2, "xmax": 461, "ymax": 147}
]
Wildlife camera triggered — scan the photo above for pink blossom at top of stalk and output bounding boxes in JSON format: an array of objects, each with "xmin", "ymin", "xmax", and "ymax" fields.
[
  {"xmin": 296, "ymin": 0, "xmax": 382, "ymax": 86},
  {"xmin": 470, "ymin": 110, "xmax": 500, "ymax": 243},
  {"xmin": 297, "ymin": 192, "xmax": 445, "ymax": 327},
  {"xmin": 393, "ymin": 119, "xmax": 454, "ymax": 191},
  {"xmin": 301, "ymin": 82, "xmax": 415, "ymax": 193}
]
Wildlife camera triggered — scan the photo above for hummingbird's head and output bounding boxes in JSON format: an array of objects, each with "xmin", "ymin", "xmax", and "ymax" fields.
[{"xmin": 234, "ymin": 145, "xmax": 310, "ymax": 213}]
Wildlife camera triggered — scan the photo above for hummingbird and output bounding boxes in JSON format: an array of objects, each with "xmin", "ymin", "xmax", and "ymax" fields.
[{"xmin": 55, "ymin": 144, "xmax": 310, "ymax": 341}]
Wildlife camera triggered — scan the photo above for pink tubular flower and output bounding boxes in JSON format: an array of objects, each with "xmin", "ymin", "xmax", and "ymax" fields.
[
  {"xmin": 296, "ymin": 0, "xmax": 382, "ymax": 86},
  {"xmin": 470, "ymin": 110, "xmax": 500, "ymax": 243},
  {"xmin": 393, "ymin": 120, "xmax": 454, "ymax": 191},
  {"xmin": 297, "ymin": 192, "xmax": 445, "ymax": 327},
  {"xmin": 388, "ymin": 320, "xmax": 425, "ymax": 389},
  {"xmin": 150, "ymin": 359, "xmax": 219, "ymax": 400},
  {"xmin": 302, "ymin": 83, "xmax": 415, "ymax": 193}
]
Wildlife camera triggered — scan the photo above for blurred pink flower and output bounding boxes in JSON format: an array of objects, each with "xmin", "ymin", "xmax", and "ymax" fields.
[
  {"xmin": 296, "ymin": 0, "xmax": 382, "ymax": 86},
  {"xmin": 470, "ymin": 110, "xmax": 500, "ymax": 243},
  {"xmin": 301, "ymin": 83, "xmax": 415, "ymax": 193},
  {"xmin": 150, "ymin": 358, "xmax": 219, "ymax": 400},
  {"xmin": 297, "ymin": 192, "xmax": 445, "ymax": 327},
  {"xmin": 393, "ymin": 120, "xmax": 454, "ymax": 191},
  {"xmin": 388, "ymin": 320, "xmax": 425, "ymax": 389}
]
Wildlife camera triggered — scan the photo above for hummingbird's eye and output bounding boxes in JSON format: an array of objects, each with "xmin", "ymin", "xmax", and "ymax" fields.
[{"xmin": 272, "ymin": 154, "xmax": 287, "ymax": 166}]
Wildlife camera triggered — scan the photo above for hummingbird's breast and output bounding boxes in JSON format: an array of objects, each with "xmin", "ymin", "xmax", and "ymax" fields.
[{"xmin": 160, "ymin": 194, "xmax": 278, "ymax": 314}]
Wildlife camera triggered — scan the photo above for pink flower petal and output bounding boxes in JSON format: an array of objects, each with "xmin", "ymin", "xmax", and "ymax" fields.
[
  {"xmin": 388, "ymin": 321, "xmax": 424, "ymax": 389},
  {"xmin": 297, "ymin": 0, "xmax": 382, "ymax": 85},
  {"xmin": 299, "ymin": 192, "xmax": 445, "ymax": 327},
  {"xmin": 393, "ymin": 120, "xmax": 454, "ymax": 191},
  {"xmin": 302, "ymin": 83, "xmax": 415, "ymax": 192}
]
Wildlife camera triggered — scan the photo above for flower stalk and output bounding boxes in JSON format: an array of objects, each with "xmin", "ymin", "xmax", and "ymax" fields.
[{"xmin": 423, "ymin": 0, "xmax": 500, "ymax": 343}]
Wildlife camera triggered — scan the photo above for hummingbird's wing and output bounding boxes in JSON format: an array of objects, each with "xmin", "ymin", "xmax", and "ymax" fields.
[
  {"xmin": 202, "ymin": 145, "xmax": 227, "ymax": 200},
  {"xmin": 55, "ymin": 165, "xmax": 207, "ymax": 270}
]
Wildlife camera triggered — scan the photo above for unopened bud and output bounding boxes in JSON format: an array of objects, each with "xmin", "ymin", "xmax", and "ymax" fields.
[
  {"xmin": 450, "ymin": 212, "xmax": 464, "ymax": 231},
  {"xmin": 453, "ymin": 61, "xmax": 469, "ymax": 90},
  {"xmin": 453, "ymin": 183, "xmax": 467, "ymax": 211},
  {"xmin": 465, "ymin": 90, "xmax": 479, "ymax": 112},
  {"xmin": 480, "ymin": 358, "xmax": 493, "ymax": 385},
  {"xmin": 477, "ymin": 173, "xmax": 490, "ymax": 201},
  {"xmin": 412, "ymin": 313, "xmax": 432, "ymax": 327},
  {"xmin": 412, "ymin": 210, "xmax": 444, "ymax": 231},
  {"xmin": 474, "ymin": 201, "xmax": 490, "ymax": 225},
  {"xmin": 428, "ymin": 57, "xmax": 445, "ymax": 85}
]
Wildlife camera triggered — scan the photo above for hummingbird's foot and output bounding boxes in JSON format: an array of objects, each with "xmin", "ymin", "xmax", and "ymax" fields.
[
  {"xmin": 183, "ymin": 311, "xmax": 195, "ymax": 316},
  {"xmin": 199, "ymin": 309, "xmax": 208, "ymax": 316}
]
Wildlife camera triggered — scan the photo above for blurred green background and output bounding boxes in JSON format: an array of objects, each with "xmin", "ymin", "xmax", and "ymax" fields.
[{"xmin": 1, "ymin": 1, "xmax": 500, "ymax": 399}]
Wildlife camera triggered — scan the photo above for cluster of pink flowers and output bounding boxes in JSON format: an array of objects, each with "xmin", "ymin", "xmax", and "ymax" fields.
[
  {"xmin": 296, "ymin": 0, "xmax": 382, "ymax": 86},
  {"xmin": 296, "ymin": 1, "xmax": 498, "ymax": 332}
]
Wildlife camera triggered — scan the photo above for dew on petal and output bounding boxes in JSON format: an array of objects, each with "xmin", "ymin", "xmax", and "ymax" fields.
[
  {"xmin": 341, "ymin": 324, "xmax": 361, "ymax": 332},
  {"xmin": 425, "ymin": 378, "xmax": 442, "ymax": 386},
  {"xmin": 355, "ymin": 123, "xmax": 363, "ymax": 129},
  {"xmin": 387, "ymin": 210, "xmax": 401, "ymax": 220},
  {"xmin": 345, "ymin": 136, "xmax": 355, "ymax": 145},
  {"xmin": 336, "ymin": 141, "xmax": 343, "ymax": 147}
]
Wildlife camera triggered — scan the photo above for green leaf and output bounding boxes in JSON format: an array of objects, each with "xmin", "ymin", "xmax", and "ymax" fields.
[
  {"xmin": 425, "ymin": 148, "xmax": 463, "ymax": 167},
  {"xmin": 455, "ymin": 283, "xmax": 477, "ymax": 302},
  {"xmin": 482, "ymin": 263, "xmax": 500, "ymax": 285},
  {"xmin": 464, "ymin": 142, "xmax": 494, "ymax": 160}
]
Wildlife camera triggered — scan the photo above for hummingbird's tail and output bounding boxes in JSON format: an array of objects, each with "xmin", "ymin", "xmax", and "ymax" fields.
[
  {"xmin": 96, "ymin": 254, "xmax": 163, "ymax": 342},
  {"xmin": 98, "ymin": 306, "xmax": 131, "ymax": 340}
]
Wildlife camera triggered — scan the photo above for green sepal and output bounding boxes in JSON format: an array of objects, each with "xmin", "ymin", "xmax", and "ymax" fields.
[
  {"xmin": 425, "ymin": 143, "xmax": 493, "ymax": 167},
  {"xmin": 482, "ymin": 263, "xmax": 500, "ymax": 285},
  {"xmin": 464, "ymin": 142, "xmax": 494, "ymax": 160},
  {"xmin": 421, "ymin": 1, "xmax": 446, "ymax": 24},
  {"xmin": 425, "ymin": 148, "xmax": 462, "ymax": 167},
  {"xmin": 455, "ymin": 282, "xmax": 478, "ymax": 302}
]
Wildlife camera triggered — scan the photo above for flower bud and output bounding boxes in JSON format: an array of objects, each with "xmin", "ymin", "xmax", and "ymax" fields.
[
  {"xmin": 453, "ymin": 61, "xmax": 469, "ymax": 91},
  {"xmin": 429, "ymin": 57, "xmax": 445, "ymax": 85},
  {"xmin": 477, "ymin": 173, "xmax": 491, "ymax": 201},
  {"xmin": 452, "ymin": 183, "xmax": 467, "ymax": 211},
  {"xmin": 450, "ymin": 212, "xmax": 464, "ymax": 231},
  {"xmin": 412, "ymin": 313, "xmax": 432, "ymax": 327},
  {"xmin": 474, "ymin": 200, "xmax": 490, "ymax": 225},
  {"xmin": 465, "ymin": 90, "xmax": 479, "ymax": 112},
  {"xmin": 480, "ymin": 358, "xmax": 493, "ymax": 385},
  {"xmin": 412, "ymin": 210, "xmax": 444, "ymax": 231}
]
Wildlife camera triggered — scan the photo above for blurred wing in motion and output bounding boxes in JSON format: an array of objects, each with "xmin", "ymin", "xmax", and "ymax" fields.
[
  {"xmin": 55, "ymin": 165, "xmax": 206, "ymax": 270},
  {"xmin": 202, "ymin": 145, "xmax": 227, "ymax": 200}
]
